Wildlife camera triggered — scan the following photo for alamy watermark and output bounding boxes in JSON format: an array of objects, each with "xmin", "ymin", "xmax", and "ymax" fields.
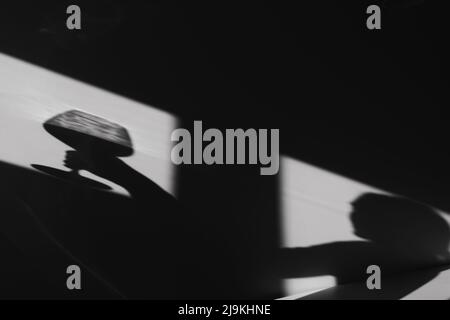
[
  {"xmin": 171, "ymin": 121, "xmax": 279, "ymax": 175},
  {"xmin": 366, "ymin": 264, "xmax": 381, "ymax": 290}
]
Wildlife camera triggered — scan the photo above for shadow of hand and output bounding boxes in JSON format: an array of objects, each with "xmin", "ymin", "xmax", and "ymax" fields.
[{"xmin": 63, "ymin": 149, "xmax": 127, "ymax": 183}]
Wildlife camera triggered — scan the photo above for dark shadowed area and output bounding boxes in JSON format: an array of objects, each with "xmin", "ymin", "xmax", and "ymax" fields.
[{"xmin": 0, "ymin": 1, "xmax": 449, "ymax": 299}]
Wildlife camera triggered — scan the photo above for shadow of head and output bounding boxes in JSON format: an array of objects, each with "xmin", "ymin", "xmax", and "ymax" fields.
[{"xmin": 350, "ymin": 193, "xmax": 450, "ymax": 258}]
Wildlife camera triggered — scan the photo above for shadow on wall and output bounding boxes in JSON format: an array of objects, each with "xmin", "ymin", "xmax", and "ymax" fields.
[
  {"xmin": 0, "ymin": 116, "xmax": 281, "ymax": 299},
  {"xmin": 0, "ymin": 156, "xmax": 182, "ymax": 299},
  {"xmin": 279, "ymin": 193, "xmax": 450, "ymax": 299},
  {"xmin": 1, "ymin": 116, "xmax": 449, "ymax": 299},
  {"xmin": 2, "ymin": 149, "xmax": 449, "ymax": 298}
]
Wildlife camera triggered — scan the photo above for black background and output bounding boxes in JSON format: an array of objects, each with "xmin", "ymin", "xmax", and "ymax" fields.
[{"xmin": 0, "ymin": 0, "xmax": 449, "ymax": 299}]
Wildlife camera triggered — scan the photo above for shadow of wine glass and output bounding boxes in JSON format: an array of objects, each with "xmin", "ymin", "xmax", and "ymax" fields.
[{"xmin": 31, "ymin": 109, "xmax": 133, "ymax": 190}]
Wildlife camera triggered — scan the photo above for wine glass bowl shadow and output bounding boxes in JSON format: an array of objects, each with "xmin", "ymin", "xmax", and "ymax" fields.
[{"xmin": 31, "ymin": 109, "xmax": 134, "ymax": 190}]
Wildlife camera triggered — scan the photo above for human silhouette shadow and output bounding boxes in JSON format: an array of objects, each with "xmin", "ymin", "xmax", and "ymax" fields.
[
  {"xmin": 53, "ymin": 149, "xmax": 190, "ymax": 298},
  {"xmin": 278, "ymin": 193, "xmax": 450, "ymax": 299},
  {"xmin": 3, "ymin": 146, "xmax": 187, "ymax": 298}
]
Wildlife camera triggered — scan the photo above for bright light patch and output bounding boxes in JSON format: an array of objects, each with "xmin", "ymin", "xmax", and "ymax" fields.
[
  {"xmin": 0, "ymin": 53, "xmax": 176, "ymax": 196},
  {"xmin": 280, "ymin": 156, "xmax": 387, "ymax": 297}
]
